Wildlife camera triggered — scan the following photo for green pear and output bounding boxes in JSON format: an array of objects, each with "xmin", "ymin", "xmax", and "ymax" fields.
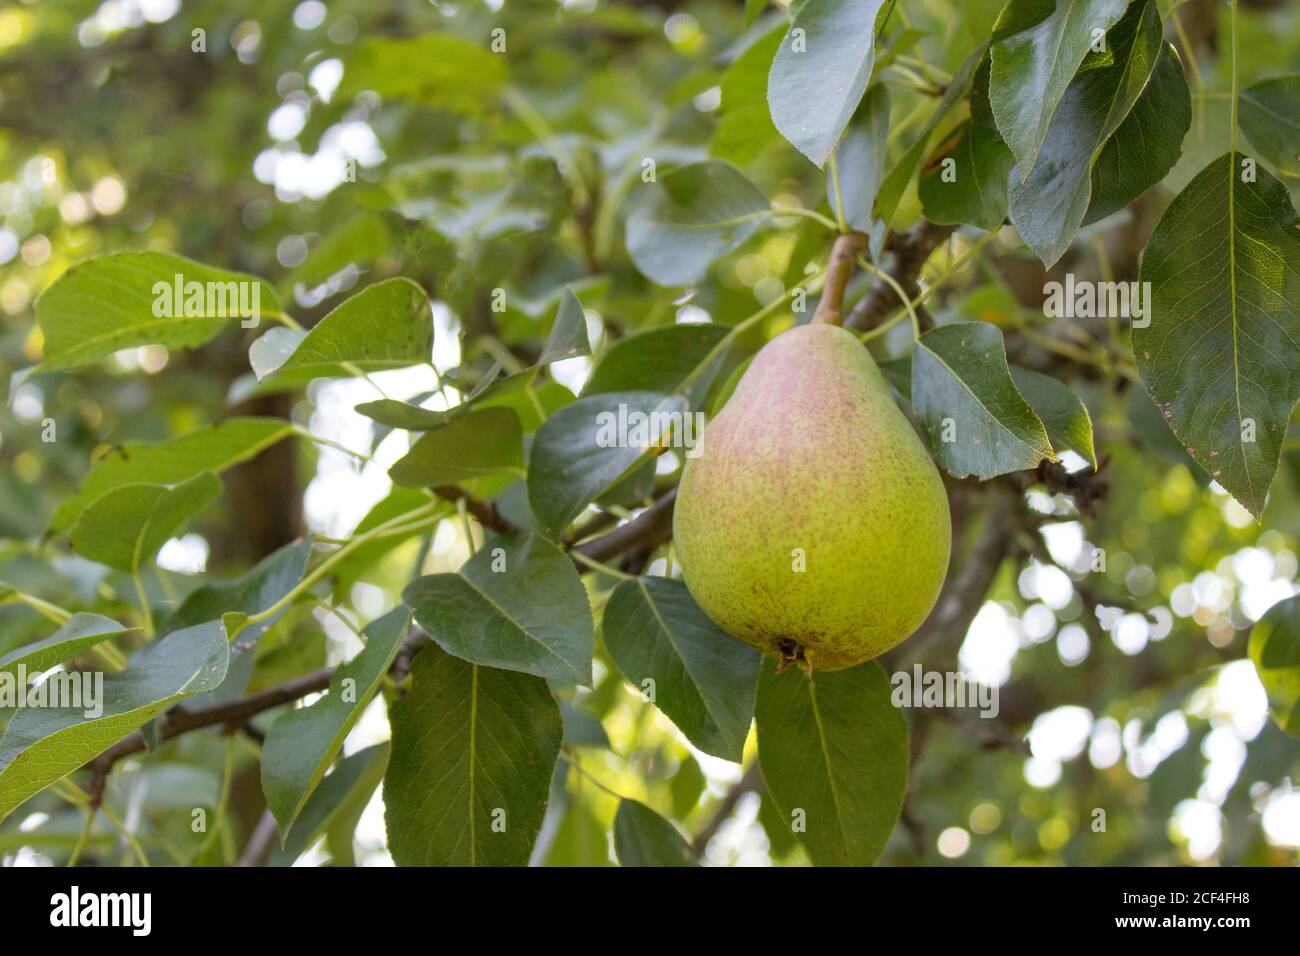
[{"xmin": 674, "ymin": 322, "xmax": 950, "ymax": 671}]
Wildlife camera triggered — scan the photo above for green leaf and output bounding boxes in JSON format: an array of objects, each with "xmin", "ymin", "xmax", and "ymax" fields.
[
  {"xmin": 340, "ymin": 33, "xmax": 507, "ymax": 114},
  {"xmin": 767, "ymin": 0, "xmax": 889, "ymax": 167},
  {"xmin": 1085, "ymin": 43, "xmax": 1191, "ymax": 224},
  {"xmin": 989, "ymin": 0, "xmax": 1129, "ymax": 177},
  {"xmin": 1007, "ymin": 0, "xmax": 1163, "ymax": 266},
  {"xmin": 582, "ymin": 323, "xmax": 730, "ymax": 409},
  {"xmin": 0, "ymin": 620, "xmax": 229, "ymax": 823},
  {"xmin": 50, "ymin": 417, "xmax": 294, "ymax": 532},
  {"xmin": 34, "ymin": 251, "xmax": 280, "ymax": 371},
  {"xmin": 529, "ymin": 391, "xmax": 688, "ymax": 535},
  {"xmin": 281, "ymin": 742, "xmax": 389, "ymax": 863},
  {"xmin": 385, "ymin": 645, "xmax": 562, "ymax": 866},
  {"xmin": 1010, "ymin": 367, "xmax": 1097, "ymax": 468},
  {"xmin": 353, "ymin": 399, "xmax": 449, "ymax": 431},
  {"xmin": 1133, "ymin": 153, "xmax": 1300, "ymax": 519},
  {"xmin": 262, "ymin": 606, "xmax": 410, "ymax": 833},
  {"xmin": 602, "ymin": 577, "xmax": 758, "ymax": 762},
  {"xmin": 912, "ymin": 321, "xmax": 1054, "ymax": 479},
  {"xmin": 163, "ymin": 538, "xmax": 313, "ymax": 705},
  {"xmin": 539, "ymin": 288, "xmax": 592, "ymax": 365},
  {"xmin": 755, "ymin": 658, "xmax": 907, "ymax": 866},
  {"xmin": 712, "ymin": 26, "xmax": 786, "ymax": 167},
  {"xmin": 388, "ymin": 406, "xmax": 524, "ymax": 487},
  {"xmin": 612, "ymin": 799, "xmax": 699, "ymax": 866},
  {"xmin": 250, "ymin": 278, "xmax": 431, "ymax": 383},
  {"xmin": 918, "ymin": 119, "xmax": 1014, "ymax": 231},
  {"xmin": 670, "ymin": 756, "xmax": 707, "ymax": 818},
  {"xmin": 0, "ymin": 614, "xmax": 128, "ymax": 678},
  {"xmin": 832, "ymin": 85, "xmax": 891, "ymax": 232},
  {"xmin": 1249, "ymin": 596, "xmax": 1300, "ymax": 736},
  {"xmin": 1238, "ymin": 75, "xmax": 1300, "ymax": 177},
  {"xmin": 875, "ymin": 45, "xmax": 985, "ymax": 226},
  {"xmin": 626, "ymin": 161, "xmax": 768, "ymax": 287},
  {"xmin": 68, "ymin": 472, "xmax": 222, "ymax": 572},
  {"xmin": 403, "ymin": 532, "xmax": 594, "ymax": 686}
]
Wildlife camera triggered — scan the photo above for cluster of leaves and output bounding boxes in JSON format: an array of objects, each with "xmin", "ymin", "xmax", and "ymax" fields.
[{"xmin": 0, "ymin": 0, "xmax": 1298, "ymax": 867}]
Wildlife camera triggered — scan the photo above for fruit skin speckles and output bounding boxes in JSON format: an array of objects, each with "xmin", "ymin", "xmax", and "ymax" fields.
[{"xmin": 674, "ymin": 323, "xmax": 952, "ymax": 671}]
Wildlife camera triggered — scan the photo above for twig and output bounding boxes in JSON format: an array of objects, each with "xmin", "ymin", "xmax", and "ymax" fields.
[{"xmin": 691, "ymin": 762, "xmax": 763, "ymax": 856}]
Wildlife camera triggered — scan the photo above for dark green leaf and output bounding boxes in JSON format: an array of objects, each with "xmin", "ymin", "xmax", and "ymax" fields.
[
  {"xmin": 539, "ymin": 288, "xmax": 592, "ymax": 365},
  {"xmin": 582, "ymin": 323, "xmax": 730, "ymax": 409},
  {"xmin": 755, "ymin": 658, "xmax": 908, "ymax": 866},
  {"xmin": 262, "ymin": 607, "xmax": 410, "ymax": 832},
  {"xmin": 1010, "ymin": 366, "xmax": 1097, "ymax": 468},
  {"xmin": 1085, "ymin": 44, "xmax": 1191, "ymax": 224},
  {"xmin": 989, "ymin": 0, "xmax": 1129, "ymax": 177},
  {"xmin": 912, "ymin": 321, "xmax": 1054, "ymax": 479},
  {"xmin": 1133, "ymin": 153, "xmax": 1300, "ymax": 519},
  {"xmin": 528, "ymin": 390, "xmax": 688, "ymax": 535},
  {"xmin": 875, "ymin": 45, "xmax": 984, "ymax": 226},
  {"xmin": 1239, "ymin": 75, "xmax": 1300, "ymax": 177},
  {"xmin": 385, "ymin": 645, "xmax": 562, "ymax": 865},
  {"xmin": 1007, "ymin": 0, "xmax": 1163, "ymax": 265},
  {"xmin": 613, "ymin": 798, "xmax": 699, "ymax": 866},
  {"xmin": 918, "ymin": 118, "xmax": 1014, "ymax": 230},
  {"xmin": 280, "ymin": 743, "xmax": 389, "ymax": 862},
  {"xmin": 403, "ymin": 532, "xmax": 594, "ymax": 686},
  {"xmin": 602, "ymin": 577, "xmax": 758, "ymax": 761}
]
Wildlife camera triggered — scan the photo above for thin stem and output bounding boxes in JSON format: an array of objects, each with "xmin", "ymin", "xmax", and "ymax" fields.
[
  {"xmin": 676, "ymin": 269, "xmax": 828, "ymax": 397},
  {"xmin": 67, "ymin": 806, "xmax": 95, "ymax": 867},
  {"xmin": 132, "ymin": 569, "xmax": 154, "ymax": 639},
  {"xmin": 194, "ymin": 736, "xmax": 235, "ymax": 863},
  {"xmin": 233, "ymin": 503, "xmax": 445, "ymax": 638},
  {"xmin": 828, "ymin": 153, "xmax": 850, "ymax": 234},
  {"xmin": 6, "ymin": 590, "xmax": 72, "ymax": 625},
  {"xmin": 857, "ymin": 256, "xmax": 921, "ymax": 339},
  {"xmin": 559, "ymin": 752, "xmax": 627, "ymax": 800},
  {"xmin": 570, "ymin": 549, "xmax": 637, "ymax": 580},
  {"xmin": 1229, "ymin": 0, "xmax": 1239, "ymax": 152}
]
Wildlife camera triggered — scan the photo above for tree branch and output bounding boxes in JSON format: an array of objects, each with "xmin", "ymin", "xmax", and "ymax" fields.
[{"xmin": 843, "ymin": 221, "xmax": 957, "ymax": 332}]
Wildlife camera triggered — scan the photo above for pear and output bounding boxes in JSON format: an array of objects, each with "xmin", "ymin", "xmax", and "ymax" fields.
[{"xmin": 674, "ymin": 322, "xmax": 950, "ymax": 671}]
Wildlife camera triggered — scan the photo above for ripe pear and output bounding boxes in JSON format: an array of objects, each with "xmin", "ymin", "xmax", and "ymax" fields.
[{"xmin": 674, "ymin": 322, "xmax": 950, "ymax": 671}]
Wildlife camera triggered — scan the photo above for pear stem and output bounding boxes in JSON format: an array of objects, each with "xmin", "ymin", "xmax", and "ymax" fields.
[{"xmin": 812, "ymin": 232, "xmax": 868, "ymax": 326}]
